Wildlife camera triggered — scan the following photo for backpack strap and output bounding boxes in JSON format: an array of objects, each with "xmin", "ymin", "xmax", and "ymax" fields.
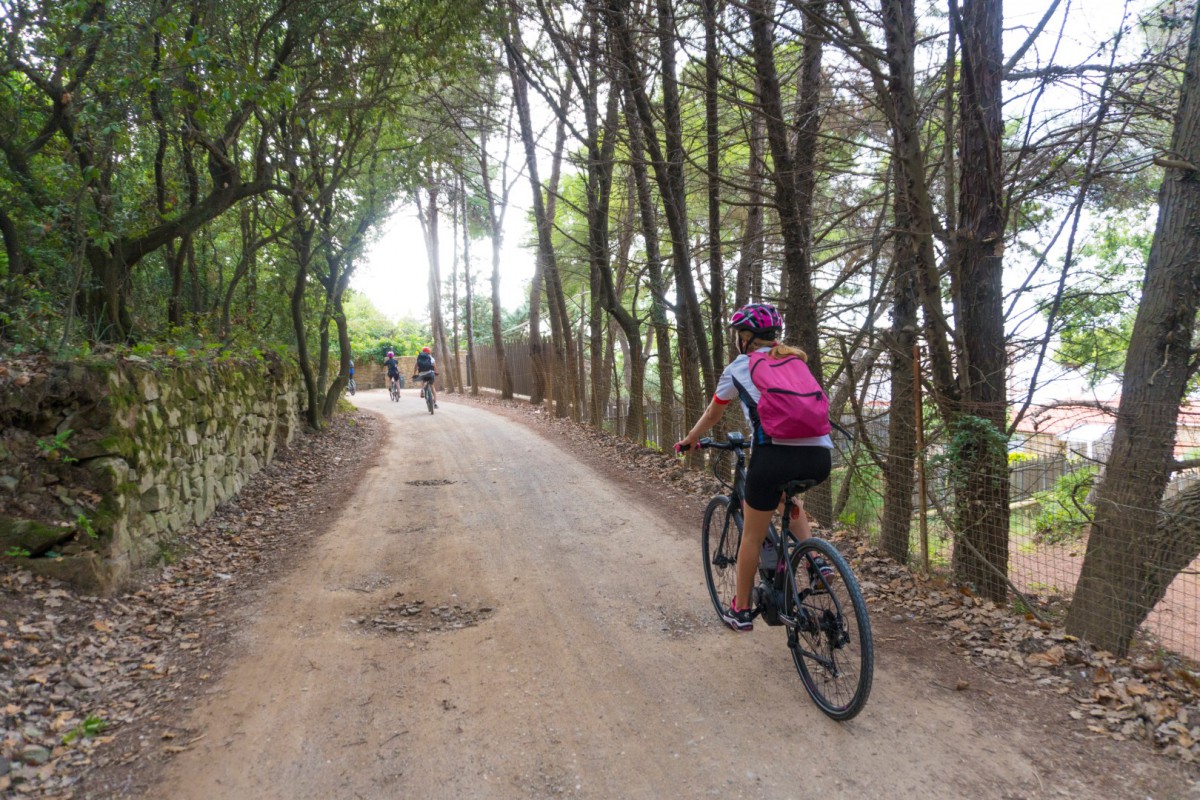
[{"xmin": 730, "ymin": 376, "xmax": 772, "ymax": 447}]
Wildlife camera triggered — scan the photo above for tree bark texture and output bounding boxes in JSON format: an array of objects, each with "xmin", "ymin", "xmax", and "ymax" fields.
[
  {"xmin": 948, "ymin": 0, "xmax": 1009, "ymax": 603},
  {"xmin": 1066, "ymin": 3, "xmax": 1200, "ymax": 654}
]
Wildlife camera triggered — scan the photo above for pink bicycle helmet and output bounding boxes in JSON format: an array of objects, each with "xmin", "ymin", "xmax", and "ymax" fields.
[
  {"xmin": 729, "ymin": 303, "xmax": 783, "ymax": 335},
  {"xmin": 387, "ymin": 350, "xmax": 394, "ymax": 357}
]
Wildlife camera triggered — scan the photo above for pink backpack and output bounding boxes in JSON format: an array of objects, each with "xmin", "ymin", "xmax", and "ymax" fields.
[{"xmin": 738, "ymin": 351, "xmax": 831, "ymax": 443}]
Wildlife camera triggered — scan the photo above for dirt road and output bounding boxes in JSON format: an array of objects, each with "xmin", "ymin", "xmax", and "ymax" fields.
[{"xmin": 143, "ymin": 391, "xmax": 1191, "ymax": 799}]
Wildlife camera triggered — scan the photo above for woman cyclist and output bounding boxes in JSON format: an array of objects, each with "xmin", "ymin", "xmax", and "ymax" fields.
[
  {"xmin": 384, "ymin": 351, "xmax": 401, "ymax": 395},
  {"xmin": 674, "ymin": 303, "xmax": 833, "ymax": 632}
]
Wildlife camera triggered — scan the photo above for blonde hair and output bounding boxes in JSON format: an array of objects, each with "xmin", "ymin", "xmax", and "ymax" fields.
[{"xmin": 748, "ymin": 335, "xmax": 807, "ymax": 361}]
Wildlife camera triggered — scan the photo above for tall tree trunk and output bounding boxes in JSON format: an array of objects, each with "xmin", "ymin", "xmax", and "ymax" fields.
[
  {"xmin": 610, "ymin": 0, "xmax": 705, "ymax": 443},
  {"xmin": 747, "ymin": 0, "xmax": 830, "ymax": 524},
  {"xmin": 879, "ymin": 0, "xmax": 921, "ymax": 563},
  {"xmin": 289, "ymin": 220, "xmax": 320, "ymax": 431},
  {"xmin": 587, "ymin": 89, "xmax": 643, "ymax": 441},
  {"xmin": 507, "ymin": 35, "xmax": 576, "ymax": 418},
  {"xmin": 478, "ymin": 127, "xmax": 515, "ymax": 399},
  {"xmin": 462, "ymin": 184, "xmax": 478, "ymax": 395},
  {"xmin": 417, "ymin": 183, "xmax": 455, "ymax": 395},
  {"xmin": 450, "ymin": 180, "xmax": 463, "ymax": 394},
  {"xmin": 621, "ymin": 81, "xmax": 674, "ymax": 448},
  {"xmin": 703, "ymin": 0, "xmax": 725, "ymax": 376},
  {"xmin": 736, "ymin": 109, "xmax": 766, "ymax": 309},
  {"xmin": 947, "ymin": 0, "xmax": 1009, "ymax": 603},
  {"xmin": 1066, "ymin": 3, "xmax": 1200, "ymax": 653},
  {"xmin": 656, "ymin": 0, "xmax": 714, "ymax": 397}
]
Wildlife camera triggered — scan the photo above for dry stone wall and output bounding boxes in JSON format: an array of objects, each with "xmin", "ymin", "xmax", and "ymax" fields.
[{"xmin": 0, "ymin": 354, "xmax": 305, "ymax": 591}]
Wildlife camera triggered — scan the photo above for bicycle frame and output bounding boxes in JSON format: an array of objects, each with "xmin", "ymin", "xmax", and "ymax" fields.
[
  {"xmin": 704, "ymin": 436, "xmax": 843, "ymax": 644},
  {"xmin": 705, "ymin": 438, "xmax": 803, "ymax": 619},
  {"xmin": 698, "ymin": 432, "xmax": 873, "ymax": 719}
]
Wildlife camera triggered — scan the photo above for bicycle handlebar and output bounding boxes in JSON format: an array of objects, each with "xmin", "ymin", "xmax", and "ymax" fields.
[{"xmin": 674, "ymin": 434, "xmax": 750, "ymax": 454}]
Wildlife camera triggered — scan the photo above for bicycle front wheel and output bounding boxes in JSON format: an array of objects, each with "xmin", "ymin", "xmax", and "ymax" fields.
[
  {"xmin": 701, "ymin": 495, "xmax": 742, "ymax": 621},
  {"xmin": 786, "ymin": 537, "xmax": 873, "ymax": 721}
]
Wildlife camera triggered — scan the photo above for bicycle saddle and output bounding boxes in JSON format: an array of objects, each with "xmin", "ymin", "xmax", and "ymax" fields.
[{"xmin": 780, "ymin": 479, "xmax": 819, "ymax": 496}]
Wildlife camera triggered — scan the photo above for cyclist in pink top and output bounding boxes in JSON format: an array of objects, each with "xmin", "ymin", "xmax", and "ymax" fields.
[{"xmin": 675, "ymin": 303, "xmax": 834, "ymax": 631}]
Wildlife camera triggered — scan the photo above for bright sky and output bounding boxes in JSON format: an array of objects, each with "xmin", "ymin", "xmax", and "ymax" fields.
[{"xmin": 353, "ymin": 197, "xmax": 535, "ymax": 324}]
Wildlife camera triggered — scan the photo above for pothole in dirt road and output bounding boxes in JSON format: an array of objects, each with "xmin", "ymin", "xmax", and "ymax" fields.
[
  {"xmin": 355, "ymin": 594, "xmax": 495, "ymax": 634},
  {"xmin": 634, "ymin": 605, "xmax": 708, "ymax": 638},
  {"xmin": 405, "ymin": 479, "xmax": 455, "ymax": 487}
]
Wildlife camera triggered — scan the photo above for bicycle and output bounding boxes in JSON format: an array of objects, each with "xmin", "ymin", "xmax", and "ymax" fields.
[
  {"xmin": 416, "ymin": 373, "xmax": 436, "ymax": 415},
  {"xmin": 696, "ymin": 433, "xmax": 873, "ymax": 720},
  {"xmin": 346, "ymin": 376, "xmax": 356, "ymax": 396},
  {"xmin": 389, "ymin": 376, "xmax": 400, "ymax": 402}
]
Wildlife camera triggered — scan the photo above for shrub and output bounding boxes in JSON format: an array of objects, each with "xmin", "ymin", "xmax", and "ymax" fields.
[{"xmin": 1032, "ymin": 466, "xmax": 1097, "ymax": 545}]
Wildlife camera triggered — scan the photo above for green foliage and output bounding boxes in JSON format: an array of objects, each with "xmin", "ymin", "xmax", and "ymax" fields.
[
  {"xmin": 76, "ymin": 513, "xmax": 98, "ymax": 540},
  {"xmin": 1052, "ymin": 213, "xmax": 1151, "ymax": 387},
  {"xmin": 1032, "ymin": 466, "xmax": 1097, "ymax": 545},
  {"xmin": 5, "ymin": 546, "xmax": 31, "ymax": 558},
  {"xmin": 929, "ymin": 415, "xmax": 1010, "ymax": 529},
  {"xmin": 37, "ymin": 430, "xmax": 77, "ymax": 464},
  {"xmin": 343, "ymin": 292, "xmax": 430, "ymax": 360},
  {"xmin": 62, "ymin": 715, "xmax": 108, "ymax": 745},
  {"xmin": 835, "ymin": 462, "xmax": 884, "ymax": 530}
]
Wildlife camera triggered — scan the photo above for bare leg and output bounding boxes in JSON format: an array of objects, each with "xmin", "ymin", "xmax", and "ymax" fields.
[{"xmin": 789, "ymin": 496, "xmax": 813, "ymax": 541}]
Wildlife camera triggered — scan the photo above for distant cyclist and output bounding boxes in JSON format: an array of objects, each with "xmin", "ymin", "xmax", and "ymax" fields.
[
  {"xmin": 384, "ymin": 350, "xmax": 401, "ymax": 395},
  {"xmin": 413, "ymin": 346, "xmax": 437, "ymax": 408},
  {"xmin": 347, "ymin": 358, "xmax": 356, "ymax": 395}
]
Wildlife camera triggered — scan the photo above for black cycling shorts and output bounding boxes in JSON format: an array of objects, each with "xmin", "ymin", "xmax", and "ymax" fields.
[{"xmin": 744, "ymin": 445, "xmax": 832, "ymax": 511}]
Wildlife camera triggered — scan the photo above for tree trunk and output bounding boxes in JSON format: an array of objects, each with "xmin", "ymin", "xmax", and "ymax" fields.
[
  {"xmin": 747, "ymin": 0, "xmax": 830, "ymax": 524},
  {"xmin": 703, "ymin": 0, "xmax": 725, "ymax": 376},
  {"xmin": 879, "ymin": 0, "xmax": 921, "ymax": 563},
  {"xmin": 289, "ymin": 223, "xmax": 320, "ymax": 431},
  {"xmin": 506, "ymin": 35, "xmax": 570, "ymax": 409},
  {"xmin": 609, "ymin": 0, "xmax": 705, "ymax": 443},
  {"xmin": 1067, "ymin": 3, "xmax": 1200, "ymax": 653},
  {"xmin": 882, "ymin": 202, "xmax": 920, "ymax": 564},
  {"xmin": 450, "ymin": 181, "xmax": 463, "ymax": 395},
  {"xmin": 736, "ymin": 108, "xmax": 766, "ymax": 309},
  {"xmin": 462, "ymin": 185, "xmax": 478, "ymax": 395},
  {"xmin": 620, "ymin": 79, "xmax": 674, "ymax": 448},
  {"xmin": 417, "ymin": 183, "xmax": 456, "ymax": 395},
  {"xmin": 478, "ymin": 128, "xmax": 515, "ymax": 399},
  {"xmin": 947, "ymin": 0, "xmax": 1009, "ymax": 603}
]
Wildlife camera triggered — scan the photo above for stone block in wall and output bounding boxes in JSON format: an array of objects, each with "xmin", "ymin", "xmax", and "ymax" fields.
[{"xmin": 141, "ymin": 485, "xmax": 168, "ymax": 513}]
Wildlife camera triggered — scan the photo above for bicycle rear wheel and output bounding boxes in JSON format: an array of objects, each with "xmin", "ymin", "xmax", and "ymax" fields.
[
  {"xmin": 786, "ymin": 537, "xmax": 873, "ymax": 721},
  {"xmin": 426, "ymin": 386, "xmax": 434, "ymax": 414},
  {"xmin": 701, "ymin": 495, "xmax": 742, "ymax": 620}
]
